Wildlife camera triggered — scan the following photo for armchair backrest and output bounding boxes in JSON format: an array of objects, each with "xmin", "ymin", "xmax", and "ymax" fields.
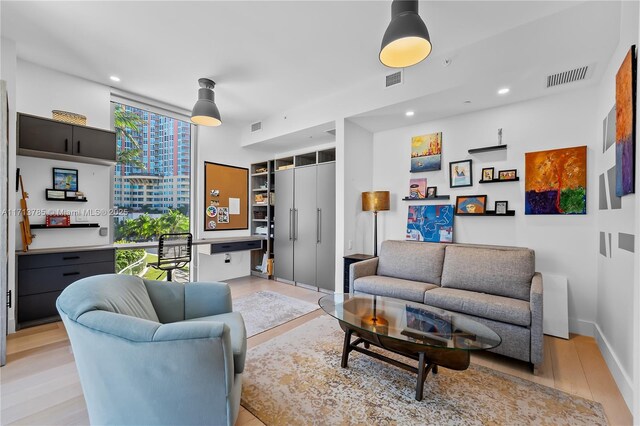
[{"xmin": 57, "ymin": 274, "xmax": 160, "ymax": 322}]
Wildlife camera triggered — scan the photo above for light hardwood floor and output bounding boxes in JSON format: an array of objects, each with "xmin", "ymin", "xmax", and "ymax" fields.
[{"xmin": 1, "ymin": 276, "xmax": 632, "ymax": 426}]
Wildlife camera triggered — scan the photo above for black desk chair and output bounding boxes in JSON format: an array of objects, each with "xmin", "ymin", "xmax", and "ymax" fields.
[{"xmin": 152, "ymin": 233, "xmax": 192, "ymax": 282}]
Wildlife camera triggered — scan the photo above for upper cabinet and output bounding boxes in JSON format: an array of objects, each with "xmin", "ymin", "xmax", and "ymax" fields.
[{"xmin": 18, "ymin": 113, "xmax": 116, "ymax": 165}]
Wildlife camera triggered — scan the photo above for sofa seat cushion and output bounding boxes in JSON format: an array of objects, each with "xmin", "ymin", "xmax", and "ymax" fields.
[
  {"xmin": 353, "ymin": 275, "xmax": 438, "ymax": 303},
  {"xmin": 187, "ymin": 312, "xmax": 247, "ymax": 374},
  {"xmin": 377, "ymin": 241, "xmax": 446, "ymax": 285},
  {"xmin": 423, "ymin": 287, "xmax": 531, "ymax": 327},
  {"xmin": 441, "ymin": 245, "xmax": 535, "ymax": 301}
]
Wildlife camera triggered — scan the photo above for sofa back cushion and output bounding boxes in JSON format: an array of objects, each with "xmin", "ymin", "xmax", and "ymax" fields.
[
  {"xmin": 440, "ymin": 245, "xmax": 535, "ymax": 301},
  {"xmin": 377, "ymin": 240, "xmax": 446, "ymax": 285},
  {"xmin": 57, "ymin": 274, "xmax": 160, "ymax": 322}
]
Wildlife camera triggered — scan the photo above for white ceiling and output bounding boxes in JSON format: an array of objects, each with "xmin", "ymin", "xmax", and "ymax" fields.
[{"xmin": 1, "ymin": 1, "xmax": 586, "ymax": 129}]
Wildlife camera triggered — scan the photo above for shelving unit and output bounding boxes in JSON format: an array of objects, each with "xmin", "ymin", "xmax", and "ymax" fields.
[
  {"xmin": 402, "ymin": 196, "xmax": 450, "ymax": 201},
  {"xmin": 250, "ymin": 161, "xmax": 275, "ymax": 279},
  {"xmin": 479, "ymin": 178, "xmax": 519, "ymax": 184},
  {"xmin": 468, "ymin": 145, "xmax": 508, "ymax": 154},
  {"xmin": 455, "ymin": 211, "xmax": 515, "ymax": 217},
  {"xmin": 30, "ymin": 223, "xmax": 100, "ymax": 229}
]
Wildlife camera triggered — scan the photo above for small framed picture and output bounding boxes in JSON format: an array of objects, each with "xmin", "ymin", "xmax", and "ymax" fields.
[
  {"xmin": 53, "ymin": 168, "xmax": 78, "ymax": 191},
  {"xmin": 46, "ymin": 214, "xmax": 70, "ymax": 227},
  {"xmin": 481, "ymin": 167, "xmax": 495, "ymax": 182},
  {"xmin": 426, "ymin": 186, "xmax": 437, "ymax": 198},
  {"xmin": 495, "ymin": 200, "xmax": 509, "ymax": 215},
  {"xmin": 455, "ymin": 195, "xmax": 487, "ymax": 215},
  {"xmin": 498, "ymin": 169, "xmax": 518, "ymax": 180},
  {"xmin": 449, "ymin": 159, "xmax": 473, "ymax": 188},
  {"xmin": 45, "ymin": 189, "xmax": 66, "ymax": 200}
]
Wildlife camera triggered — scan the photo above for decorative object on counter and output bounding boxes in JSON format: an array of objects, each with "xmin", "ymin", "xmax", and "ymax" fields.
[
  {"xmin": 455, "ymin": 195, "xmax": 487, "ymax": 215},
  {"xmin": 525, "ymin": 146, "xmax": 586, "ymax": 215},
  {"xmin": 362, "ymin": 191, "xmax": 390, "ymax": 256},
  {"xmin": 409, "ymin": 178, "xmax": 427, "ymax": 199},
  {"xmin": 190, "ymin": 78, "xmax": 222, "ymax": 127},
  {"xmin": 481, "ymin": 167, "xmax": 494, "ymax": 182},
  {"xmin": 18, "ymin": 171, "xmax": 34, "ymax": 252},
  {"xmin": 406, "ymin": 204, "xmax": 453, "ymax": 243},
  {"xmin": 616, "ymin": 45, "xmax": 636, "ymax": 196},
  {"xmin": 410, "ymin": 132, "xmax": 442, "ymax": 172},
  {"xmin": 426, "ymin": 186, "xmax": 437, "ymax": 198},
  {"xmin": 45, "ymin": 214, "xmax": 70, "ymax": 227},
  {"xmin": 495, "ymin": 201, "xmax": 509, "ymax": 215},
  {"xmin": 449, "ymin": 159, "xmax": 472, "ymax": 188},
  {"xmin": 204, "ymin": 162, "xmax": 248, "ymax": 231},
  {"xmin": 51, "ymin": 110, "xmax": 86, "ymax": 126},
  {"xmin": 53, "ymin": 167, "xmax": 78, "ymax": 191},
  {"xmin": 379, "ymin": 0, "xmax": 432, "ymax": 68},
  {"xmin": 498, "ymin": 169, "xmax": 518, "ymax": 180}
]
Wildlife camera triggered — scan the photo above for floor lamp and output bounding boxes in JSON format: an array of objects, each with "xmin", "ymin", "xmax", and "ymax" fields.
[{"xmin": 362, "ymin": 191, "xmax": 390, "ymax": 257}]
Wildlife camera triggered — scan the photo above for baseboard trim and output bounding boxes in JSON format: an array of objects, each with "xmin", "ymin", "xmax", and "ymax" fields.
[
  {"xmin": 593, "ymin": 323, "xmax": 634, "ymax": 412},
  {"xmin": 568, "ymin": 317, "xmax": 595, "ymax": 337}
]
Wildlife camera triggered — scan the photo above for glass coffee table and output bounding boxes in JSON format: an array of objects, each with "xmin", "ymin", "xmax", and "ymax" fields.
[{"xmin": 319, "ymin": 293, "xmax": 501, "ymax": 400}]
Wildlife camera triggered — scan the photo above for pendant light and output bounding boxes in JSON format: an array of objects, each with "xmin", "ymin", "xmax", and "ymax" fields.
[
  {"xmin": 379, "ymin": 0, "xmax": 432, "ymax": 68},
  {"xmin": 191, "ymin": 78, "xmax": 222, "ymax": 126}
]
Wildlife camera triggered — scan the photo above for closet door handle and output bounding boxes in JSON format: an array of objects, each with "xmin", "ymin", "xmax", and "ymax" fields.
[
  {"xmin": 317, "ymin": 208, "xmax": 321, "ymax": 243},
  {"xmin": 289, "ymin": 208, "xmax": 293, "ymax": 241},
  {"xmin": 64, "ymin": 138, "xmax": 69, "ymax": 152},
  {"xmin": 294, "ymin": 208, "xmax": 299, "ymax": 241},
  {"xmin": 63, "ymin": 272, "xmax": 80, "ymax": 277},
  {"xmin": 77, "ymin": 140, "xmax": 81, "ymax": 153}
]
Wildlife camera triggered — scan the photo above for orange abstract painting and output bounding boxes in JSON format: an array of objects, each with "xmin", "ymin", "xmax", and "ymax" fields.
[
  {"xmin": 525, "ymin": 146, "xmax": 587, "ymax": 215},
  {"xmin": 616, "ymin": 46, "xmax": 636, "ymax": 196}
]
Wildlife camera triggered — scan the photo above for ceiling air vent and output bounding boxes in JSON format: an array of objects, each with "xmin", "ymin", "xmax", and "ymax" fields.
[
  {"xmin": 250, "ymin": 121, "xmax": 262, "ymax": 133},
  {"xmin": 546, "ymin": 66, "xmax": 589, "ymax": 88},
  {"xmin": 385, "ymin": 70, "xmax": 403, "ymax": 88},
  {"xmin": 326, "ymin": 129, "xmax": 336, "ymax": 136}
]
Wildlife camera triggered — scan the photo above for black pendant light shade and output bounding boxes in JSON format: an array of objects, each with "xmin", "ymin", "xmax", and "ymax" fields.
[
  {"xmin": 379, "ymin": 0, "xmax": 432, "ymax": 68},
  {"xmin": 191, "ymin": 78, "xmax": 222, "ymax": 127}
]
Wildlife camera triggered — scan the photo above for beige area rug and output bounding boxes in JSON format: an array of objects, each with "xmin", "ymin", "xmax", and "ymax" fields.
[
  {"xmin": 241, "ymin": 315, "xmax": 607, "ymax": 425},
  {"xmin": 234, "ymin": 291, "xmax": 319, "ymax": 337}
]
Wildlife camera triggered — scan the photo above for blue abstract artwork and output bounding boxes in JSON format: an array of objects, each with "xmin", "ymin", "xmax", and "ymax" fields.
[{"xmin": 406, "ymin": 205, "xmax": 454, "ymax": 243}]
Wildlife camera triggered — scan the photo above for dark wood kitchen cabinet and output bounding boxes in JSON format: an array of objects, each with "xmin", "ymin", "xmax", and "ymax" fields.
[{"xmin": 18, "ymin": 113, "xmax": 116, "ymax": 164}]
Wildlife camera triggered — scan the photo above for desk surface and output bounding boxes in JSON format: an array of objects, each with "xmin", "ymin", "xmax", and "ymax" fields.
[{"xmin": 16, "ymin": 236, "xmax": 266, "ymax": 255}]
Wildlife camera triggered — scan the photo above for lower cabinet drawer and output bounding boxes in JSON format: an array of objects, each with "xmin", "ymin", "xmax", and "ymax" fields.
[
  {"xmin": 18, "ymin": 261, "xmax": 115, "ymax": 296},
  {"xmin": 18, "ymin": 291, "xmax": 63, "ymax": 324}
]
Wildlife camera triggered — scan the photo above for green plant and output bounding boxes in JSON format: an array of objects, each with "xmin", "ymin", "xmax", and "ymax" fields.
[{"xmin": 114, "ymin": 104, "xmax": 146, "ymax": 170}]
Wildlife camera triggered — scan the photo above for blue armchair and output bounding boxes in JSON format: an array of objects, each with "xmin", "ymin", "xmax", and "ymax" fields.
[{"xmin": 56, "ymin": 274, "xmax": 246, "ymax": 426}]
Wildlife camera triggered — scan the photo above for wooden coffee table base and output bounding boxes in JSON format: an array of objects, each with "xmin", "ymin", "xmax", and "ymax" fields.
[{"xmin": 339, "ymin": 323, "xmax": 470, "ymax": 401}]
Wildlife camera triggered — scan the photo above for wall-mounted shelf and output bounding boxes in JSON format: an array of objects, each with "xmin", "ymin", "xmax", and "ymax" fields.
[
  {"xmin": 30, "ymin": 223, "xmax": 100, "ymax": 229},
  {"xmin": 45, "ymin": 197, "xmax": 88, "ymax": 202},
  {"xmin": 402, "ymin": 196, "xmax": 450, "ymax": 201},
  {"xmin": 456, "ymin": 211, "xmax": 515, "ymax": 216},
  {"xmin": 468, "ymin": 145, "xmax": 508, "ymax": 154},
  {"xmin": 479, "ymin": 178, "xmax": 519, "ymax": 184}
]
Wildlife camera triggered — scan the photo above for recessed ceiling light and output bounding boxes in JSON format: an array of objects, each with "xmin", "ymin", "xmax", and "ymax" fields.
[
  {"xmin": 498, "ymin": 87, "xmax": 510, "ymax": 95},
  {"xmin": 110, "ymin": 76, "xmax": 121, "ymax": 82},
  {"xmin": 405, "ymin": 111, "xmax": 415, "ymax": 117}
]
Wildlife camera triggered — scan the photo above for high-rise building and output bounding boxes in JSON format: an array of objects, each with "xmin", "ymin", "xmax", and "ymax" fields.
[{"xmin": 113, "ymin": 103, "xmax": 191, "ymax": 214}]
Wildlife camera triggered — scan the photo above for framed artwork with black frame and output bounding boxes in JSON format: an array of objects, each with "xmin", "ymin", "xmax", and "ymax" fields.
[
  {"xmin": 495, "ymin": 200, "xmax": 509, "ymax": 215},
  {"xmin": 53, "ymin": 168, "xmax": 78, "ymax": 191},
  {"xmin": 455, "ymin": 195, "xmax": 487, "ymax": 215},
  {"xmin": 203, "ymin": 162, "xmax": 249, "ymax": 231},
  {"xmin": 498, "ymin": 169, "xmax": 518, "ymax": 180},
  {"xmin": 481, "ymin": 167, "xmax": 495, "ymax": 182},
  {"xmin": 426, "ymin": 186, "xmax": 437, "ymax": 198},
  {"xmin": 449, "ymin": 159, "xmax": 473, "ymax": 188}
]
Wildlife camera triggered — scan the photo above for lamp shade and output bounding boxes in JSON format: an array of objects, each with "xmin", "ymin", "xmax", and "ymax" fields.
[
  {"xmin": 191, "ymin": 78, "xmax": 222, "ymax": 127},
  {"xmin": 379, "ymin": 0, "xmax": 432, "ymax": 68},
  {"xmin": 362, "ymin": 191, "xmax": 390, "ymax": 212}
]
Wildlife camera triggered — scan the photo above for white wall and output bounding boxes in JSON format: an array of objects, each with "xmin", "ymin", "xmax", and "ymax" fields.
[
  {"xmin": 371, "ymin": 88, "xmax": 599, "ymax": 334},
  {"xmin": 594, "ymin": 0, "xmax": 639, "ymax": 412},
  {"xmin": 344, "ymin": 120, "xmax": 373, "ymax": 256}
]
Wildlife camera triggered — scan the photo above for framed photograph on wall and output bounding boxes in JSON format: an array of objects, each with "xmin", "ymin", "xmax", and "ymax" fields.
[
  {"xmin": 426, "ymin": 186, "xmax": 437, "ymax": 198},
  {"xmin": 481, "ymin": 167, "xmax": 495, "ymax": 182},
  {"xmin": 449, "ymin": 159, "xmax": 473, "ymax": 188},
  {"xmin": 495, "ymin": 200, "xmax": 509, "ymax": 215},
  {"xmin": 498, "ymin": 169, "xmax": 518, "ymax": 180},
  {"xmin": 53, "ymin": 168, "xmax": 78, "ymax": 191},
  {"xmin": 455, "ymin": 195, "xmax": 487, "ymax": 215}
]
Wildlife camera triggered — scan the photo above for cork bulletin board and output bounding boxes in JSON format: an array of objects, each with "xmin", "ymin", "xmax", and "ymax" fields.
[{"xmin": 204, "ymin": 162, "xmax": 248, "ymax": 231}]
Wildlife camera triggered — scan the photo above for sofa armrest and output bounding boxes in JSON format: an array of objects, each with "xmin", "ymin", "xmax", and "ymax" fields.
[
  {"xmin": 530, "ymin": 272, "xmax": 544, "ymax": 366},
  {"xmin": 349, "ymin": 258, "xmax": 379, "ymax": 294},
  {"xmin": 185, "ymin": 282, "xmax": 233, "ymax": 319}
]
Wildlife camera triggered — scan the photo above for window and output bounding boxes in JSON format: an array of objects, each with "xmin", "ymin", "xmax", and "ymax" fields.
[{"xmin": 112, "ymin": 101, "xmax": 192, "ymax": 282}]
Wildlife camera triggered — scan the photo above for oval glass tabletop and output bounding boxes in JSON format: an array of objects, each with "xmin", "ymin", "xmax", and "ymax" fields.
[{"xmin": 319, "ymin": 293, "xmax": 501, "ymax": 351}]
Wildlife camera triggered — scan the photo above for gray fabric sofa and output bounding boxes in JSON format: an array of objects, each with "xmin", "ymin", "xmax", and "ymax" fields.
[
  {"xmin": 56, "ymin": 274, "xmax": 246, "ymax": 426},
  {"xmin": 350, "ymin": 240, "xmax": 543, "ymax": 370}
]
